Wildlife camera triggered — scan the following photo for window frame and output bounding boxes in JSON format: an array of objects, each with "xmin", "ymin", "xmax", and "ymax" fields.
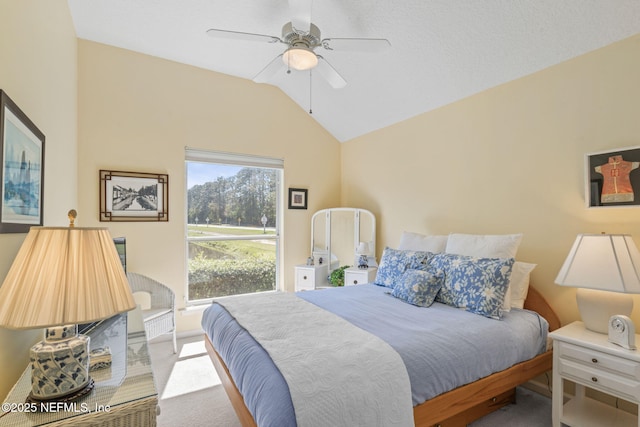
[{"xmin": 184, "ymin": 148, "xmax": 284, "ymax": 306}]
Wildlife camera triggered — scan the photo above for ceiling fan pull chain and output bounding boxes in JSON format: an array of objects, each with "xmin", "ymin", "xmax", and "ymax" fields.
[{"xmin": 309, "ymin": 69, "xmax": 313, "ymax": 115}]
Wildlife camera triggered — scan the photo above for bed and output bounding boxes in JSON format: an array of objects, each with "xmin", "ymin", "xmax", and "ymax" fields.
[{"xmin": 203, "ymin": 240, "xmax": 561, "ymax": 427}]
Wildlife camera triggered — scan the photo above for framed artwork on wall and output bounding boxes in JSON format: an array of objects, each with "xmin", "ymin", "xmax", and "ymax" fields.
[
  {"xmin": 586, "ymin": 146, "xmax": 640, "ymax": 208},
  {"xmin": 0, "ymin": 90, "xmax": 45, "ymax": 233},
  {"xmin": 288, "ymin": 188, "xmax": 308, "ymax": 210},
  {"xmin": 100, "ymin": 170, "xmax": 169, "ymax": 221}
]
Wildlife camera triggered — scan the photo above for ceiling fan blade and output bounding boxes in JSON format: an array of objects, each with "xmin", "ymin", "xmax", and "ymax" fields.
[
  {"xmin": 316, "ymin": 56, "xmax": 347, "ymax": 89},
  {"xmin": 253, "ymin": 55, "xmax": 286, "ymax": 84},
  {"xmin": 206, "ymin": 28, "xmax": 281, "ymax": 44},
  {"xmin": 288, "ymin": 0, "xmax": 312, "ymax": 33},
  {"xmin": 321, "ymin": 38, "xmax": 391, "ymax": 52}
]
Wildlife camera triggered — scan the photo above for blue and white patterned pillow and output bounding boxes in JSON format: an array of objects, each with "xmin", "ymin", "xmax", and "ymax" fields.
[
  {"xmin": 390, "ymin": 269, "xmax": 443, "ymax": 307},
  {"xmin": 430, "ymin": 253, "xmax": 514, "ymax": 319},
  {"xmin": 374, "ymin": 247, "xmax": 433, "ymax": 288}
]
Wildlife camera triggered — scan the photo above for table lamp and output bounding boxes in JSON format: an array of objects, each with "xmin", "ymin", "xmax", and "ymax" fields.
[
  {"xmin": 0, "ymin": 210, "xmax": 136, "ymax": 402},
  {"xmin": 356, "ymin": 242, "xmax": 370, "ymax": 269},
  {"xmin": 555, "ymin": 233, "xmax": 640, "ymax": 333}
]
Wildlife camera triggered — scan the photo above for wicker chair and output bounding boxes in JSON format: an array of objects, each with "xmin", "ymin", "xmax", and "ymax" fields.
[{"xmin": 127, "ymin": 272, "xmax": 177, "ymax": 353}]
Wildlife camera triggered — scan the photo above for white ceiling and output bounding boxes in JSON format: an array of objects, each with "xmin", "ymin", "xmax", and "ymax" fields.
[{"xmin": 67, "ymin": 0, "xmax": 640, "ymax": 142}]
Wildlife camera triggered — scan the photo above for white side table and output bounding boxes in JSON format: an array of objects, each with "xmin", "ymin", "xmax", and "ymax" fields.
[
  {"xmin": 294, "ymin": 264, "xmax": 330, "ymax": 291},
  {"xmin": 344, "ymin": 267, "xmax": 377, "ymax": 286},
  {"xmin": 549, "ymin": 321, "xmax": 640, "ymax": 427}
]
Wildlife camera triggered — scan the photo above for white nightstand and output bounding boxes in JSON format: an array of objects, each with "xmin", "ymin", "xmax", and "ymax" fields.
[
  {"xmin": 295, "ymin": 264, "xmax": 330, "ymax": 291},
  {"xmin": 549, "ymin": 321, "xmax": 640, "ymax": 427},
  {"xmin": 344, "ymin": 267, "xmax": 377, "ymax": 286}
]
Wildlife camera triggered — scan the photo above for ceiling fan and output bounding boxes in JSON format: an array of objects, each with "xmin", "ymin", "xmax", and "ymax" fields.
[{"xmin": 206, "ymin": 0, "xmax": 390, "ymax": 89}]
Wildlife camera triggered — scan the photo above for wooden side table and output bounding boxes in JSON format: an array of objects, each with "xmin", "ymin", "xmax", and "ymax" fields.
[
  {"xmin": 549, "ymin": 321, "xmax": 640, "ymax": 427},
  {"xmin": 0, "ymin": 308, "xmax": 157, "ymax": 427}
]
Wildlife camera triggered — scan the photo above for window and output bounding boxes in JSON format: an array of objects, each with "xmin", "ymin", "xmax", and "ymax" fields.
[{"xmin": 185, "ymin": 149, "xmax": 283, "ymax": 304}]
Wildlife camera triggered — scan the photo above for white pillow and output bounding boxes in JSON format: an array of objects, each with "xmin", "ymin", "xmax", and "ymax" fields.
[
  {"xmin": 506, "ymin": 262, "xmax": 536, "ymax": 310},
  {"xmin": 398, "ymin": 232, "xmax": 448, "ymax": 253},
  {"xmin": 445, "ymin": 233, "xmax": 523, "ymax": 259}
]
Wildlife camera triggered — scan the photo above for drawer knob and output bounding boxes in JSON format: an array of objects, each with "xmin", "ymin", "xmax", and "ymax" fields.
[
  {"xmin": 303, "ymin": 275, "xmax": 308, "ymax": 280},
  {"xmin": 591, "ymin": 377, "xmax": 598, "ymax": 383},
  {"xmin": 592, "ymin": 358, "xmax": 598, "ymax": 364},
  {"xmin": 353, "ymin": 280, "xmax": 358, "ymax": 284}
]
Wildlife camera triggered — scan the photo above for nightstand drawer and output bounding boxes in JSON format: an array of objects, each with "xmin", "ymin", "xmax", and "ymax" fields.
[
  {"xmin": 559, "ymin": 342, "xmax": 640, "ymax": 380},
  {"xmin": 558, "ymin": 358, "xmax": 640, "ymax": 401},
  {"xmin": 344, "ymin": 267, "xmax": 377, "ymax": 286},
  {"xmin": 296, "ymin": 268, "xmax": 316, "ymax": 291},
  {"xmin": 295, "ymin": 264, "xmax": 330, "ymax": 291}
]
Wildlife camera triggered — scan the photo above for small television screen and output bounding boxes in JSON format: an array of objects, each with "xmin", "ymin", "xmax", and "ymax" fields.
[{"xmin": 113, "ymin": 237, "xmax": 126, "ymax": 273}]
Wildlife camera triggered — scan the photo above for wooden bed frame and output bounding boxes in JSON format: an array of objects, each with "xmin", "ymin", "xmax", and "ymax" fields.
[{"xmin": 204, "ymin": 285, "xmax": 560, "ymax": 427}]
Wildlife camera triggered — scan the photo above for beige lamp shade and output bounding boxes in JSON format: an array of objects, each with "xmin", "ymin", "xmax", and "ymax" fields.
[
  {"xmin": 0, "ymin": 226, "xmax": 136, "ymax": 329},
  {"xmin": 555, "ymin": 234, "xmax": 640, "ymax": 293},
  {"xmin": 555, "ymin": 233, "xmax": 640, "ymax": 333},
  {"xmin": 356, "ymin": 242, "xmax": 369, "ymax": 255}
]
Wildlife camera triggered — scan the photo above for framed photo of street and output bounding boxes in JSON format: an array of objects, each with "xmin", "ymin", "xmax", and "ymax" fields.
[{"xmin": 100, "ymin": 170, "xmax": 169, "ymax": 221}]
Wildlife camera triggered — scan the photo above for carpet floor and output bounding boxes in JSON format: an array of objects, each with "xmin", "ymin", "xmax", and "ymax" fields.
[{"xmin": 149, "ymin": 335, "xmax": 552, "ymax": 427}]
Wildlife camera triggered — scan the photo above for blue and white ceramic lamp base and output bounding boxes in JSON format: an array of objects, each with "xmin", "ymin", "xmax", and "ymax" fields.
[{"xmin": 29, "ymin": 324, "xmax": 92, "ymax": 401}]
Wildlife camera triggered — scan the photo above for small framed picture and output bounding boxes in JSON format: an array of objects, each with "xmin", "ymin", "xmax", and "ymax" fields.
[
  {"xmin": 586, "ymin": 146, "xmax": 640, "ymax": 208},
  {"xmin": 0, "ymin": 90, "xmax": 45, "ymax": 233},
  {"xmin": 100, "ymin": 170, "xmax": 169, "ymax": 221},
  {"xmin": 288, "ymin": 188, "xmax": 308, "ymax": 210}
]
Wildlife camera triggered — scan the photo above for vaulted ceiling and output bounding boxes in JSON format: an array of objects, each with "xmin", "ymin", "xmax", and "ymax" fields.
[{"xmin": 67, "ymin": 0, "xmax": 640, "ymax": 142}]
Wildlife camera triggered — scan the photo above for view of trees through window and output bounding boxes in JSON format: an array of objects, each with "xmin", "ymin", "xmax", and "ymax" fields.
[{"xmin": 186, "ymin": 162, "xmax": 279, "ymax": 301}]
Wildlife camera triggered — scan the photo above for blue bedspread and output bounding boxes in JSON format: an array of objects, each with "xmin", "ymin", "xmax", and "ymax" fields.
[
  {"xmin": 202, "ymin": 302, "xmax": 296, "ymax": 427},
  {"xmin": 202, "ymin": 284, "xmax": 548, "ymax": 427}
]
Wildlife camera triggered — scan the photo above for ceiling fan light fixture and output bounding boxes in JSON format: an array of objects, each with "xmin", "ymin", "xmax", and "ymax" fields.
[{"xmin": 282, "ymin": 46, "xmax": 318, "ymax": 70}]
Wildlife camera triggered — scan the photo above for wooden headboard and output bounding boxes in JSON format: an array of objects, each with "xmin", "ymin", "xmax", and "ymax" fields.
[{"xmin": 523, "ymin": 285, "xmax": 560, "ymax": 331}]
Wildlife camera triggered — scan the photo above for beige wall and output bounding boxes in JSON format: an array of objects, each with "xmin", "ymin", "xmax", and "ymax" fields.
[
  {"xmin": 0, "ymin": 0, "xmax": 78, "ymax": 399},
  {"xmin": 77, "ymin": 40, "xmax": 342, "ymax": 332},
  {"xmin": 342, "ymin": 34, "xmax": 640, "ymax": 327}
]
